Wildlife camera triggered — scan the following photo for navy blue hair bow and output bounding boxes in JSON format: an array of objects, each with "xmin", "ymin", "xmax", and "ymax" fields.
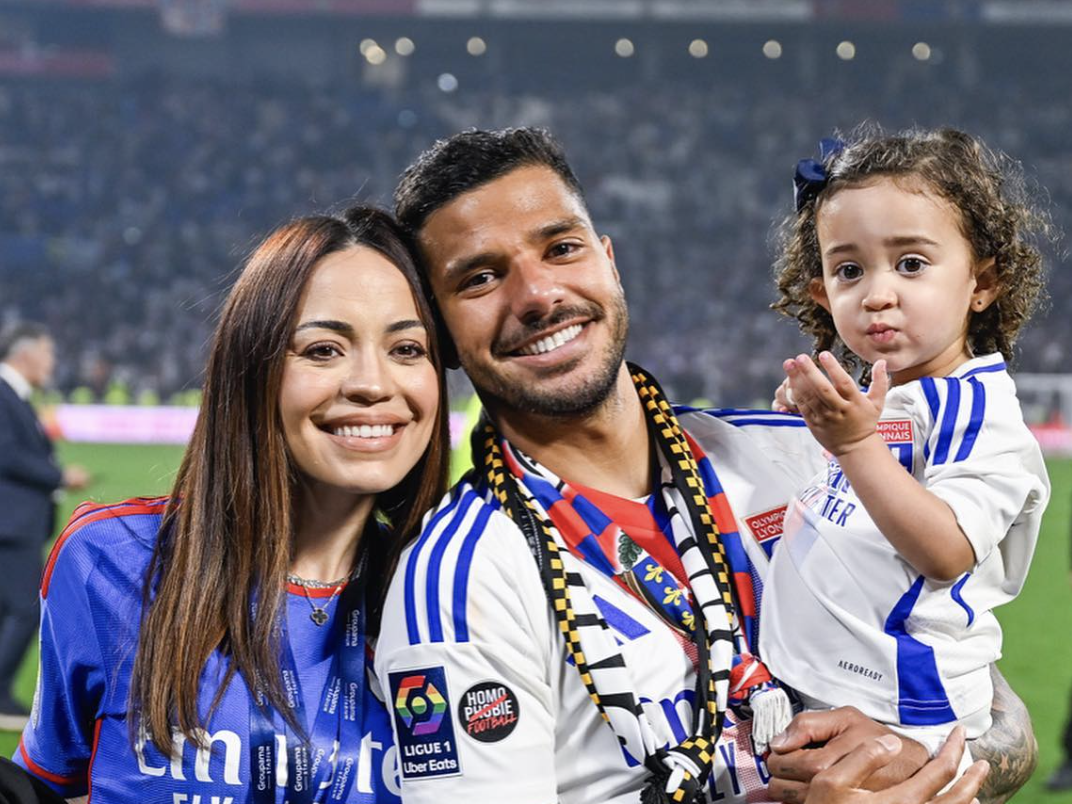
[{"xmin": 793, "ymin": 137, "xmax": 846, "ymax": 213}]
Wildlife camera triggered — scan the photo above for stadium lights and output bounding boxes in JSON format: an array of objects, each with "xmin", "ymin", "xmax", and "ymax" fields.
[
  {"xmin": 912, "ymin": 42, "xmax": 932, "ymax": 61},
  {"xmin": 615, "ymin": 38, "xmax": 635, "ymax": 58},
  {"xmin": 688, "ymin": 39, "xmax": 708, "ymax": 58},
  {"xmin": 395, "ymin": 37, "xmax": 415, "ymax": 57},
  {"xmin": 438, "ymin": 73, "xmax": 459, "ymax": 92},
  {"xmin": 359, "ymin": 38, "xmax": 378, "ymax": 57},
  {"xmin": 763, "ymin": 39, "xmax": 782, "ymax": 59},
  {"xmin": 365, "ymin": 45, "xmax": 387, "ymax": 65},
  {"xmin": 836, "ymin": 40, "xmax": 856, "ymax": 60},
  {"xmin": 467, "ymin": 36, "xmax": 487, "ymax": 56}
]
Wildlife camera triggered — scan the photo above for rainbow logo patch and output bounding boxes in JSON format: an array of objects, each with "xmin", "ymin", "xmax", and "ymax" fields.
[
  {"xmin": 389, "ymin": 666, "xmax": 462, "ymax": 780},
  {"xmin": 394, "ymin": 673, "xmax": 448, "ymax": 735}
]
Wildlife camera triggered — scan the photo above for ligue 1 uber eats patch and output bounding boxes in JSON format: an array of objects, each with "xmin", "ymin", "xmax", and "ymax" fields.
[
  {"xmin": 389, "ymin": 667, "xmax": 462, "ymax": 780},
  {"xmin": 458, "ymin": 681, "xmax": 520, "ymax": 743}
]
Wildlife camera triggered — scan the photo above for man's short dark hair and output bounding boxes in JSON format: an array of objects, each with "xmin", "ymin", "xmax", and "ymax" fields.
[
  {"xmin": 394, "ymin": 127, "xmax": 586, "ymax": 237},
  {"xmin": 0, "ymin": 322, "xmax": 49, "ymax": 362}
]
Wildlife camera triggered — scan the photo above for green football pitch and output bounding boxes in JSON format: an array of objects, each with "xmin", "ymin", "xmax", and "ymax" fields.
[{"xmin": 3, "ymin": 443, "xmax": 1070, "ymax": 801}]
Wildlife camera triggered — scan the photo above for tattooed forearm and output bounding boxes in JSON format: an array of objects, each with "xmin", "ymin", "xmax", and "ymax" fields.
[{"xmin": 969, "ymin": 665, "xmax": 1037, "ymax": 804}]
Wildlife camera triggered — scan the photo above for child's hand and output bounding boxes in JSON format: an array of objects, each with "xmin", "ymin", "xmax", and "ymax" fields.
[
  {"xmin": 784, "ymin": 352, "xmax": 888, "ymax": 457},
  {"xmin": 772, "ymin": 377, "xmax": 797, "ymax": 413}
]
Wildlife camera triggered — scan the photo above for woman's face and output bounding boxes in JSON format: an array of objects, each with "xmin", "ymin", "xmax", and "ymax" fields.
[{"xmin": 280, "ymin": 245, "xmax": 439, "ymax": 502}]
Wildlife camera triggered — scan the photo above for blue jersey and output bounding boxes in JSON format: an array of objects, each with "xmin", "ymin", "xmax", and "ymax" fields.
[{"xmin": 15, "ymin": 497, "xmax": 401, "ymax": 803}]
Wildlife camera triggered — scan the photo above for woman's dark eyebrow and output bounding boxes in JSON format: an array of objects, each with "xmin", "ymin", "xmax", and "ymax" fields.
[
  {"xmin": 386, "ymin": 319, "xmax": 425, "ymax": 334},
  {"xmin": 295, "ymin": 319, "xmax": 352, "ymax": 334},
  {"xmin": 294, "ymin": 319, "xmax": 425, "ymax": 335}
]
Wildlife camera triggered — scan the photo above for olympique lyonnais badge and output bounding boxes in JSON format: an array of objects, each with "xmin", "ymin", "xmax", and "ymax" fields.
[
  {"xmin": 458, "ymin": 681, "xmax": 520, "ymax": 743},
  {"xmin": 877, "ymin": 419, "xmax": 915, "ymax": 472},
  {"xmin": 389, "ymin": 666, "xmax": 462, "ymax": 780},
  {"xmin": 744, "ymin": 505, "xmax": 786, "ymax": 559}
]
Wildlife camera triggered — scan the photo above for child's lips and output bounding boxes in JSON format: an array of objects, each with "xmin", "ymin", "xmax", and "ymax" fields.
[{"xmin": 866, "ymin": 324, "xmax": 897, "ymax": 344}]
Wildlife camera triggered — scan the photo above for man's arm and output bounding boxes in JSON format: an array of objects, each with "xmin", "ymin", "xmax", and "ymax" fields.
[
  {"xmin": 969, "ymin": 665, "xmax": 1037, "ymax": 804},
  {"xmin": 767, "ymin": 666, "xmax": 1036, "ymax": 803}
]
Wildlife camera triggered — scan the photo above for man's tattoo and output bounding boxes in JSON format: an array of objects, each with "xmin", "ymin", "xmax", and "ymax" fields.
[{"xmin": 969, "ymin": 665, "xmax": 1037, "ymax": 804}]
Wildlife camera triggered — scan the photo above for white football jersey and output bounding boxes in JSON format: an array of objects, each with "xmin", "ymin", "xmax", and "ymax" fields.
[
  {"xmin": 761, "ymin": 354, "xmax": 1049, "ymax": 738},
  {"xmin": 375, "ymin": 408, "xmax": 821, "ymax": 804}
]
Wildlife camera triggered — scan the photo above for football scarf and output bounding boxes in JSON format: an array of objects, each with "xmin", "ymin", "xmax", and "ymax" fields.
[{"xmin": 473, "ymin": 364, "xmax": 788, "ymax": 803}]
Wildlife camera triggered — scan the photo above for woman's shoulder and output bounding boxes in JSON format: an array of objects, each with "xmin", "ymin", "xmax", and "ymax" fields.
[{"xmin": 41, "ymin": 496, "xmax": 170, "ymax": 602}]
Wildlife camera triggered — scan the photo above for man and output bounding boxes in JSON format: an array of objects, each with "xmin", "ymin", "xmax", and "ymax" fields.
[
  {"xmin": 0, "ymin": 323, "xmax": 88, "ymax": 729},
  {"xmin": 375, "ymin": 128, "xmax": 1032, "ymax": 803}
]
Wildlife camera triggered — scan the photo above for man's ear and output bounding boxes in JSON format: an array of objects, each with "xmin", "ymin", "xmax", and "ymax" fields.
[
  {"xmin": 971, "ymin": 257, "xmax": 1000, "ymax": 313},
  {"xmin": 809, "ymin": 277, "xmax": 831, "ymax": 312},
  {"xmin": 601, "ymin": 235, "xmax": 620, "ymax": 283}
]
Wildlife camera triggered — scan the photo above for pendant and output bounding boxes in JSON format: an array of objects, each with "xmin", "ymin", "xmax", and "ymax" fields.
[{"xmin": 310, "ymin": 607, "xmax": 329, "ymax": 626}]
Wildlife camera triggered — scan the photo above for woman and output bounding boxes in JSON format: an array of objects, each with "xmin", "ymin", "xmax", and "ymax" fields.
[{"xmin": 13, "ymin": 206, "xmax": 450, "ymax": 802}]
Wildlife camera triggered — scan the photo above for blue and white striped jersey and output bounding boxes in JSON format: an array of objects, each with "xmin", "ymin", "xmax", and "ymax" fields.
[
  {"xmin": 15, "ymin": 498, "xmax": 401, "ymax": 803},
  {"xmin": 761, "ymin": 354, "xmax": 1049, "ymax": 745},
  {"xmin": 375, "ymin": 409, "xmax": 821, "ymax": 804}
]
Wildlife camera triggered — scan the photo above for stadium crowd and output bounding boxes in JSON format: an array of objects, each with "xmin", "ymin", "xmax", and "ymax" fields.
[{"xmin": 1, "ymin": 67, "xmax": 1068, "ymax": 405}]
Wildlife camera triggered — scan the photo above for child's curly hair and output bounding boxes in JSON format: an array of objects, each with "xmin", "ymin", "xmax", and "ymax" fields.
[{"xmin": 773, "ymin": 124, "xmax": 1050, "ymax": 379}]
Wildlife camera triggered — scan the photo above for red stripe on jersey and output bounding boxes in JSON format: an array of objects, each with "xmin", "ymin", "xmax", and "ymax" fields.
[
  {"xmin": 546, "ymin": 497, "xmax": 605, "ymax": 556},
  {"xmin": 42, "ymin": 497, "xmax": 170, "ymax": 599},
  {"xmin": 733, "ymin": 571, "xmax": 756, "ymax": 619},
  {"xmin": 18, "ymin": 737, "xmax": 86, "ymax": 785},
  {"xmin": 87, "ymin": 717, "xmax": 103, "ymax": 803},
  {"xmin": 286, "ymin": 581, "xmax": 350, "ymax": 598}
]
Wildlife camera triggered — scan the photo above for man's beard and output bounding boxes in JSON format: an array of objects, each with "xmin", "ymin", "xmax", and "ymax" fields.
[{"xmin": 463, "ymin": 291, "xmax": 629, "ymax": 419}]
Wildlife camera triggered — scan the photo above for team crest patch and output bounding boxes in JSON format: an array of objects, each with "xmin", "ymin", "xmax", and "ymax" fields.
[
  {"xmin": 458, "ymin": 681, "xmax": 520, "ymax": 743},
  {"xmin": 389, "ymin": 667, "xmax": 462, "ymax": 780},
  {"xmin": 744, "ymin": 505, "xmax": 786, "ymax": 559},
  {"xmin": 877, "ymin": 419, "xmax": 915, "ymax": 472},
  {"xmin": 877, "ymin": 419, "xmax": 913, "ymax": 443}
]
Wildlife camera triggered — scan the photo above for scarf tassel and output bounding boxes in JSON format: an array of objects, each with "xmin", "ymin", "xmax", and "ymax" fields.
[{"xmin": 749, "ymin": 685, "xmax": 794, "ymax": 755}]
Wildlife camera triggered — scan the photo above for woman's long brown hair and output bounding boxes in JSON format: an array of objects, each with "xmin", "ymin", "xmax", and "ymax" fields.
[{"xmin": 131, "ymin": 206, "xmax": 450, "ymax": 753}]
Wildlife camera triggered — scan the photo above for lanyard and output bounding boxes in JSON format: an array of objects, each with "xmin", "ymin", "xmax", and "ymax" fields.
[{"xmin": 249, "ymin": 572, "xmax": 367, "ymax": 804}]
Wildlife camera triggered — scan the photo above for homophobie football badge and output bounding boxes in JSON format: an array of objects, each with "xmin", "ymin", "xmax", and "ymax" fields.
[{"xmin": 457, "ymin": 681, "xmax": 520, "ymax": 743}]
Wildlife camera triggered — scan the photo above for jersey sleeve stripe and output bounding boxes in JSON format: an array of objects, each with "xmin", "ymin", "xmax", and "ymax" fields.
[
  {"xmin": 932, "ymin": 378, "xmax": 962, "ymax": 466},
  {"xmin": 952, "ymin": 377, "xmax": 986, "ymax": 463},
  {"xmin": 673, "ymin": 406, "xmax": 807, "ymax": 427},
  {"xmin": 404, "ymin": 490, "xmax": 466, "ymax": 645},
  {"xmin": 41, "ymin": 498, "xmax": 169, "ymax": 599},
  {"xmin": 950, "ymin": 573, "xmax": 975, "ymax": 627},
  {"xmin": 18, "ymin": 738, "xmax": 85, "ymax": 785},
  {"xmin": 425, "ymin": 490, "xmax": 478, "ymax": 643},
  {"xmin": 960, "ymin": 360, "xmax": 1006, "ymax": 378},
  {"xmin": 86, "ymin": 717, "xmax": 103, "ymax": 801},
  {"xmin": 717, "ymin": 418, "xmax": 809, "ymax": 428},
  {"xmin": 452, "ymin": 503, "xmax": 495, "ymax": 643},
  {"xmin": 920, "ymin": 377, "xmax": 940, "ymax": 462}
]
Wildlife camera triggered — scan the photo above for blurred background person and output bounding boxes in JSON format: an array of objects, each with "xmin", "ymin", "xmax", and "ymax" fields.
[
  {"xmin": 0, "ymin": 323, "xmax": 88, "ymax": 731},
  {"xmin": 1048, "ymin": 500, "xmax": 1072, "ymax": 792}
]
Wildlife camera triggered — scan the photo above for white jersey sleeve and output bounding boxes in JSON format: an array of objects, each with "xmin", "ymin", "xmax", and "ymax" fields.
[
  {"xmin": 906, "ymin": 364, "xmax": 1049, "ymax": 594},
  {"xmin": 375, "ymin": 484, "xmax": 559, "ymax": 804}
]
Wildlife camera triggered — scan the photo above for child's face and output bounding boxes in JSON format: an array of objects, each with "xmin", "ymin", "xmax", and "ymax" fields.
[{"xmin": 810, "ymin": 176, "xmax": 997, "ymax": 385}]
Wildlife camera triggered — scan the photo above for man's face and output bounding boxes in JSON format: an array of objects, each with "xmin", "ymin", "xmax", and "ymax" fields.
[
  {"xmin": 23, "ymin": 337, "xmax": 55, "ymax": 389},
  {"xmin": 418, "ymin": 165, "xmax": 628, "ymax": 418}
]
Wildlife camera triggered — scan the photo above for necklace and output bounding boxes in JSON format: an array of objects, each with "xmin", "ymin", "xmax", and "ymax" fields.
[
  {"xmin": 286, "ymin": 573, "xmax": 349, "ymax": 589},
  {"xmin": 287, "ymin": 553, "xmax": 365, "ymax": 626},
  {"xmin": 288, "ymin": 574, "xmax": 349, "ymax": 626}
]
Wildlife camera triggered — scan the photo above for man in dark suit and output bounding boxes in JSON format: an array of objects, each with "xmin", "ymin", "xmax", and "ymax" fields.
[{"xmin": 0, "ymin": 323, "xmax": 88, "ymax": 730}]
